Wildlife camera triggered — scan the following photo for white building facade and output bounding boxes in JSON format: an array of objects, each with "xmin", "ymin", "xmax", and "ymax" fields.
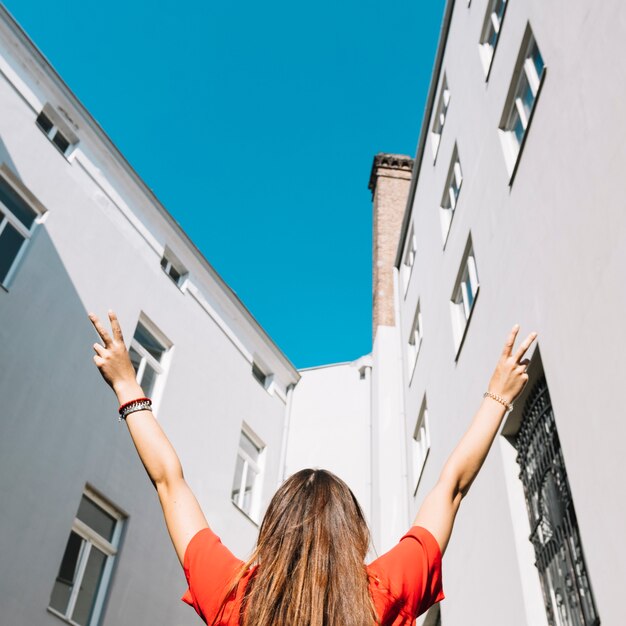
[
  {"xmin": 393, "ymin": 1, "xmax": 626, "ymax": 624},
  {"xmin": 0, "ymin": 7, "xmax": 299, "ymax": 625}
]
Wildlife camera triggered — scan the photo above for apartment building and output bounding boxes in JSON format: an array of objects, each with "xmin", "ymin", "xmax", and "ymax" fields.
[
  {"xmin": 0, "ymin": 6, "xmax": 299, "ymax": 625},
  {"xmin": 394, "ymin": 1, "xmax": 626, "ymax": 624}
]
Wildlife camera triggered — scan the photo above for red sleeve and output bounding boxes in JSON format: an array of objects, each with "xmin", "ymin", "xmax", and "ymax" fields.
[
  {"xmin": 181, "ymin": 527, "xmax": 244, "ymax": 623},
  {"xmin": 368, "ymin": 525, "xmax": 445, "ymax": 619}
]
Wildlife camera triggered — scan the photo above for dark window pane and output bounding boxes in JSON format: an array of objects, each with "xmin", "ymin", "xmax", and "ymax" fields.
[
  {"xmin": 50, "ymin": 531, "xmax": 84, "ymax": 614},
  {"xmin": 168, "ymin": 265, "xmax": 181, "ymax": 284},
  {"xmin": 464, "ymin": 279, "xmax": 475, "ymax": 312},
  {"xmin": 531, "ymin": 43, "xmax": 544, "ymax": 78},
  {"xmin": 140, "ymin": 363, "xmax": 157, "ymax": 396},
  {"xmin": 133, "ymin": 323, "xmax": 166, "ymax": 361},
  {"xmin": 520, "ymin": 74, "xmax": 534, "ymax": 120},
  {"xmin": 52, "ymin": 132, "xmax": 71, "ymax": 154},
  {"xmin": 507, "ymin": 106, "xmax": 525, "ymax": 146},
  {"xmin": 495, "ymin": 0, "xmax": 506, "ymax": 22},
  {"xmin": 0, "ymin": 222, "xmax": 26, "ymax": 284},
  {"xmin": 71, "ymin": 546, "xmax": 107, "ymax": 626},
  {"xmin": 36, "ymin": 111, "xmax": 54, "ymax": 134},
  {"xmin": 252, "ymin": 363, "xmax": 266, "ymax": 386},
  {"xmin": 0, "ymin": 179, "xmax": 37, "ymax": 228},
  {"xmin": 77, "ymin": 496, "xmax": 116, "ymax": 542},
  {"xmin": 487, "ymin": 24, "xmax": 498, "ymax": 49},
  {"xmin": 160, "ymin": 256, "xmax": 168, "ymax": 270},
  {"xmin": 513, "ymin": 116, "xmax": 525, "ymax": 145}
]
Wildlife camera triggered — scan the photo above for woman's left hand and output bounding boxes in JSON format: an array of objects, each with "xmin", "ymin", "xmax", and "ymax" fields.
[{"xmin": 488, "ymin": 325, "xmax": 538, "ymax": 405}]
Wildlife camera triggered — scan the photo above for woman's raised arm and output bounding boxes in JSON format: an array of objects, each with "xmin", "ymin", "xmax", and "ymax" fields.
[
  {"xmin": 89, "ymin": 310, "xmax": 208, "ymax": 566},
  {"xmin": 413, "ymin": 325, "xmax": 537, "ymax": 556}
]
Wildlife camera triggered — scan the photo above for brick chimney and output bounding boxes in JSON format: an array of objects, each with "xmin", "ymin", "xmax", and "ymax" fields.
[{"xmin": 368, "ymin": 153, "xmax": 414, "ymax": 338}]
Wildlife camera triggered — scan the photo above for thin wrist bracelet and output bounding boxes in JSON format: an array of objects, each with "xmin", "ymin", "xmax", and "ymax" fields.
[
  {"xmin": 483, "ymin": 391, "xmax": 513, "ymax": 412},
  {"xmin": 118, "ymin": 397, "xmax": 152, "ymax": 422}
]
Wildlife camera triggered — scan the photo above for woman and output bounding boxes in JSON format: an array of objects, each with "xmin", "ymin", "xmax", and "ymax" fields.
[{"xmin": 89, "ymin": 310, "xmax": 536, "ymax": 626}]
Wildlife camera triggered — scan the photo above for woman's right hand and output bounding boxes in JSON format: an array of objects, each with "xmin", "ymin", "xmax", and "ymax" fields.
[
  {"xmin": 487, "ymin": 324, "xmax": 538, "ymax": 406},
  {"xmin": 88, "ymin": 310, "xmax": 138, "ymax": 396}
]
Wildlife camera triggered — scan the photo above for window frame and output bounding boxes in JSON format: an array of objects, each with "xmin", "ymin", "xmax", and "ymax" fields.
[
  {"xmin": 450, "ymin": 237, "xmax": 480, "ymax": 359},
  {"xmin": 498, "ymin": 26, "xmax": 546, "ymax": 182},
  {"xmin": 35, "ymin": 104, "xmax": 79, "ymax": 160},
  {"xmin": 478, "ymin": 0, "xmax": 508, "ymax": 79},
  {"xmin": 400, "ymin": 223, "xmax": 417, "ymax": 296},
  {"xmin": 128, "ymin": 316, "xmax": 172, "ymax": 408},
  {"xmin": 0, "ymin": 165, "xmax": 47, "ymax": 290},
  {"xmin": 407, "ymin": 301, "xmax": 423, "ymax": 383},
  {"xmin": 430, "ymin": 75, "xmax": 450, "ymax": 162},
  {"xmin": 160, "ymin": 247, "xmax": 188, "ymax": 291},
  {"xmin": 47, "ymin": 487, "xmax": 124, "ymax": 626},
  {"xmin": 231, "ymin": 424, "xmax": 266, "ymax": 524},
  {"xmin": 440, "ymin": 146, "xmax": 463, "ymax": 246},
  {"xmin": 412, "ymin": 397, "xmax": 431, "ymax": 494}
]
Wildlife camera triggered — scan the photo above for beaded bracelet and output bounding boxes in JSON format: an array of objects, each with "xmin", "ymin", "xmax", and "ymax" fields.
[
  {"xmin": 118, "ymin": 397, "xmax": 152, "ymax": 422},
  {"xmin": 483, "ymin": 391, "xmax": 513, "ymax": 412}
]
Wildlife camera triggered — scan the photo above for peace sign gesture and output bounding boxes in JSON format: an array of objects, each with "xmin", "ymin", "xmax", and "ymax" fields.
[
  {"xmin": 487, "ymin": 324, "xmax": 538, "ymax": 406},
  {"xmin": 88, "ymin": 310, "xmax": 138, "ymax": 395}
]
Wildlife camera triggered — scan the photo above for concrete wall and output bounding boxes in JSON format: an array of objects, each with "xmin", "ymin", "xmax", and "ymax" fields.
[
  {"xmin": 397, "ymin": 0, "xmax": 626, "ymax": 624},
  {"xmin": 285, "ymin": 360, "xmax": 372, "ymax": 526},
  {"xmin": 369, "ymin": 324, "xmax": 410, "ymax": 556}
]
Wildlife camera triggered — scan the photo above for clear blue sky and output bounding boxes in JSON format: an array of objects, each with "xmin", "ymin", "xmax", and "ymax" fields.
[{"xmin": 6, "ymin": 1, "xmax": 446, "ymax": 368}]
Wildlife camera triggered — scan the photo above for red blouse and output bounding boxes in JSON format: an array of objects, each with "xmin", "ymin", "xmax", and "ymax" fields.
[{"xmin": 182, "ymin": 525, "xmax": 445, "ymax": 625}]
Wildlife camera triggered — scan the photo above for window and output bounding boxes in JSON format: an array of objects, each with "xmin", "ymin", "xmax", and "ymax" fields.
[
  {"xmin": 36, "ymin": 104, "xmax": 78, "ymax": 157},
  {"xmin": 160, "ymin": 248, "xmax": 188, "ymax": 288},
  {"xmin": 128, "ymin": 318, "xmax": 171, "ymax": 398},
  {"xmin": 440, "ymin": 147, "xmax": 462, "ymax": 243},
  {"xmin": 499, "ymin": 28, "xmax": 545, "ymax": 177},
  {"xmin": 251, "ymin": 362, "xmax": 275, "ymax": 393},
  {"xmin": 251, "ymin": 363, "xmax": 267, "ymax": 387},
  {"xmin": 412, "ymin": 397, "xmax": 430, "ymax": 494},
  {"xmin": 407, "ymin": 301, "xmax": 423, "ymax": 379},
  {"xmin": 0, "ymin": 166, "xmax": 45, "ymax": 288},
  {"xmin": 450, "ymin": 238, "xmax": 479, "ymax": 354},
  {"xmin": 515, "ymin": 376, "xmax": 600, "ymax": 626},
  {"xmin": 48, "ymin": 489, "xmax": 124, "ymax": 626},
  {"xmin": 431, "ymin": 75, "xmax": 450, "ymax": 159},
  {"xmin": 400, "ymin": 224, "xmax": 417, "ymax": 295},
  {"xmin": 231, "ymin": 426, "xmax": 265, "ymax": 522},
  {"xmin": 479, "ymin": 0, "xmax": 508, "ymax": 76}
]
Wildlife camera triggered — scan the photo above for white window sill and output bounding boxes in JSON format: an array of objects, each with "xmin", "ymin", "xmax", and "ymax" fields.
[
  {"xmin": 47, "ymin": 607, "xmax": 82, "ymax": 626},
  {"xmin": 161, "ymin": 266, "xmax": 189, "ymax": 293},
  {"xmin": 232, "ymin": 500, "xmax": 260, "ymax": 527}
]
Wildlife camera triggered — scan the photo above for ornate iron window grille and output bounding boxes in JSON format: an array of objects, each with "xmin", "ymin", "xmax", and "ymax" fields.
[{"xmin": 515, "ymin": 376, "xmax": 600, "ymax": 626}]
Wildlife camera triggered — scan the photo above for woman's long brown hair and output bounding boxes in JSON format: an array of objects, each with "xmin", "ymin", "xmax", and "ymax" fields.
[{"xmin": 216, "ymin": 468, "xmax": 378, "ymax": 626}]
